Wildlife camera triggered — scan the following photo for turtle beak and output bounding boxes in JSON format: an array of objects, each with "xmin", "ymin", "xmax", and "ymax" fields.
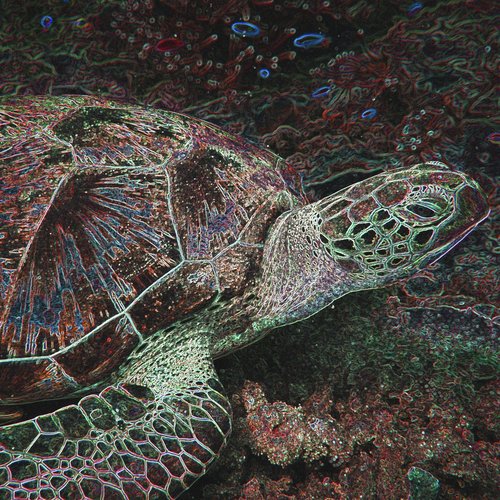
[
  {"xmin": 454, "ymin": 174, "xmax": 490, "ymax": 228},
  {"xmin": 417, "ymin": 170, "xmax": 490, "ymax": 265}
]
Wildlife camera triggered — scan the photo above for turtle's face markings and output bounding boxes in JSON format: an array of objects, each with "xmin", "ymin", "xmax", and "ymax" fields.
[{"xmin": 319, "ymin": 163, "xmax": 489, "ymax": 284}]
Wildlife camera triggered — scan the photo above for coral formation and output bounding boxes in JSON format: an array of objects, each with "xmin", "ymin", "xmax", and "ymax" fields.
[{"xmin": 186, "ymin": 289, "xmax": 498, "ymax": 498}]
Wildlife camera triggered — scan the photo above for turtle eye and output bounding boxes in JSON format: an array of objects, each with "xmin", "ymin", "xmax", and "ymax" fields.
[{"xmin": 406, "ymin": 201, "xmax": 441, "ymax": 219}]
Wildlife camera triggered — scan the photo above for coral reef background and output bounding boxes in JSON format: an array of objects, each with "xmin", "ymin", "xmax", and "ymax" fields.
[{"xmin": 1, "ymin": 0, "xmax": 498, "ymax": 497}]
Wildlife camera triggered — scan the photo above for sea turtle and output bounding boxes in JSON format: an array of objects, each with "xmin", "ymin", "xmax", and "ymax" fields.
[{"xmin": 0, "ymin": 95, "xmax": 489, "ymax": 499}]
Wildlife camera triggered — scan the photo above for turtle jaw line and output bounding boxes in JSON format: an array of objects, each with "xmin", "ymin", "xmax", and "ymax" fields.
[{"xmin": 413, "ymin": 206, "xmax": 491, "ymax": 271}]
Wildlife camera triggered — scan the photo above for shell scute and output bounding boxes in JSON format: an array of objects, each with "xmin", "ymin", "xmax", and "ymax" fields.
[
  {"xmin": 0, "ymin": 359, "xmax": 77, "ymax": 403},
  {"xmin": 0, "ymin": 163, "xmax": 179, "ymax": 360},
  {"xmin": 1, "ymin": 97, "xmax": 185, "ymax": 378},
  {"xmin": 51, "ymin": 103, "xmax": 190, "ymax": 168},
  {"xmin": 53, "ymin": 316, "xmax": 139, "ymax": 387},
  {"xmin": 169, "ymin": 137, "xmax": 301, "ymax": 260},
  {"xmin": 129, "ymin": 263, "xmax": 217, "ymax": 335}
]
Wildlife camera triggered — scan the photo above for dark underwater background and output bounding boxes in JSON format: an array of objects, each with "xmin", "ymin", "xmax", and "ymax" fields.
[{"xmin": 1, "ymin": 0, "xmax": 498, "ymax": 498}]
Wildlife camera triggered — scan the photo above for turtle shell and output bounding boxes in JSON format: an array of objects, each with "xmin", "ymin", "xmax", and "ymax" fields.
[{"xmin": 0, "ymin": 95, "xmax": 304, "ymax": 403}]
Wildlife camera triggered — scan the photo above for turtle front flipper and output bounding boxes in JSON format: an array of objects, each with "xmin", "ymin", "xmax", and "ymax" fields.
[{"xmin": 0, "ymin": 333, "xmax": 231, "ymax": 499}]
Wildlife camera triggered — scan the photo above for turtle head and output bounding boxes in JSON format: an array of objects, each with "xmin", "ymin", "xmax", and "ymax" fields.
[
  {"xmin": 256, "ymin": 162, "xmax": 488, "ymax": 329},
  {"xmin": 319, "ymin": 162, "xmax": 490, "ymax": 290}
]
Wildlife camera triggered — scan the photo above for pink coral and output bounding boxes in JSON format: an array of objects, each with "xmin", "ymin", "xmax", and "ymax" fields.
[{"xmin": 242, "ymin": 381, "xmax": 350, "ymax": 466}]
